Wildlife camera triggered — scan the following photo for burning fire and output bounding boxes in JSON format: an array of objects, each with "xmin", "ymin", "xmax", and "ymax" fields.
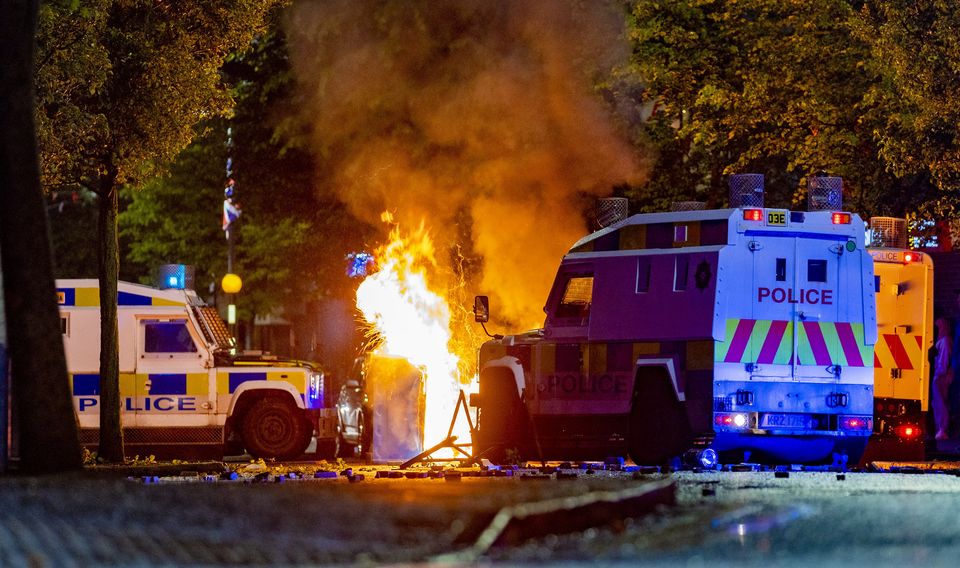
[{"xmin": 356, "ymin": 213, "xmax": 468, "ymax": 456}]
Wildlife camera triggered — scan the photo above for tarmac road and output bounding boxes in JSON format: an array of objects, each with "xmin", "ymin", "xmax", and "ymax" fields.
[
  {"xmin": 493, "ymin": 469, "xmax": 960, "ymax": 566},
  {"xmin": 0, "ymin": 463, "xmax": 657, "ymax": 566},
  {"xmin": 4, "ymin": 462, "xmax": 960, "ymax": 566}
]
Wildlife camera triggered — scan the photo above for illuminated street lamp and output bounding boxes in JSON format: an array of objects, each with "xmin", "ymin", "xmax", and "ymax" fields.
[
  {"xmin": 221, "ymin": 273, "xmax": 242, "ymax": 330},
  {"xmin": 221, "ymin": 273, "xmax": 242, "ymax": 295}
]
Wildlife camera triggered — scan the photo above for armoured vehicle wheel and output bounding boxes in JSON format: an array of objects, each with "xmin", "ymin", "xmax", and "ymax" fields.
[
  {"xmin": 628, "ymin": 369, "xmax": 691, "ymax": 465},
  {"xmin": 242, "ymin": 398, "xmax": 310, "ymax": 460}
]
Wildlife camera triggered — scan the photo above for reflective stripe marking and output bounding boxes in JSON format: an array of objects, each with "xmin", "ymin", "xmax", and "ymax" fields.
[
  {"xmin": 757, "ymin": 320, "xmax": 788, "ymax": 364},
  {"xmin": 718, "ymin": 318, "xmax": 872, "ymax": 367},
  {"xmin": 803, "ymin": 321, "xmax": 832, "ymax": 366},
  {"xmin": 835, "ymin": 322, "xmax": 864, "ymax": 367},
  {"xmin": 724, "ymin": 319, "xmax": 756, "ymax": 363},
  {"xmin": 883, "ymin": 334, "xmax": 913, "ymax": 370}
]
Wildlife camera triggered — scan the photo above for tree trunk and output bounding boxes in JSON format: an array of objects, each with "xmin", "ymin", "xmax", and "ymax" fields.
[
  {"xmin": 0, "ymin": 0, "xmax": 82, "ymax": 473},
  {"xmin": 97, "ymin": 174, "xmax": 124, "ymax": 462}
]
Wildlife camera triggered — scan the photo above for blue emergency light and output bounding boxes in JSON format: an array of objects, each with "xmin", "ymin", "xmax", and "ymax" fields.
[
  {"xmin": 346, "ymin": 252, "xmax": 375, "ymax": 278},
  {"xmin": 158, "ymin": 264, "xmax": 195, "ymax": 290}
]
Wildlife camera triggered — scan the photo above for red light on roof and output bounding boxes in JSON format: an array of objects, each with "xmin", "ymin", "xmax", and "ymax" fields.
[
  {"xmin": 743, "ymin": 209, "xmax": 763, "ymax": 221},
  {"xmin": 831, "ymin": 212, "xmax": 852, "ymax": 225},
  {"xmin": 904, "ymin": 252, "xmax": 920, "ymax": 263}
]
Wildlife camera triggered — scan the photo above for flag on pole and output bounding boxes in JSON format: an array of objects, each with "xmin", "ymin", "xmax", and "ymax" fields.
[
  {"xmin": 223, "ymin": 199, "xmax": 240, "ymax": 232},
  {"xmin": 222, "ymin": 179, "xmax": 240, "ymax": 238}
]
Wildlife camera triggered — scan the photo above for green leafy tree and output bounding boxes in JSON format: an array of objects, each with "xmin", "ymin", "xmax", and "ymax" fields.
[
  {"xmin": 854, "ymin": 1, "xmax": 960, "ymax": 189},
  {"xmin": 1, "ymin": 0, "xmax": 82, "ymax": 473},
  {"xmin": 122, "ymin": 22, "xmax": 368, "ymax": 371},
  {"xmin": 120, "ymin": 125, "xmax": 228, "ymax": 291},
  {"xmin": 852, "ymin": 0, "xmax": 960, "ymax": 222},
  {"xmin": 35, "ymin": 0, "xmax": 281, "ymax": 462},
  {"xmin": 628, "ymin": 0, "xmax": 913, "ymax": 215}
]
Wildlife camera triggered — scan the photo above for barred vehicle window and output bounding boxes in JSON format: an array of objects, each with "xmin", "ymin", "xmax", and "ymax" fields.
[
  {"xmin": 556, "ymin": 276, "xmax": 594, "ymax": 319},
  {"xmin": 144, "ymin": 321, "xmax": 198, "ymax": 353},
  {"xmin": 808, "ymin": 259, "xmax": 827, "ymax": 283}
]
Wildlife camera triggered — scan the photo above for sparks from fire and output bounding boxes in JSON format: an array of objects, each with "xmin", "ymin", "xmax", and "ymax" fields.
[{"xmin": 356, "ymin": 213, "xmax": 467, "ymax": 456}]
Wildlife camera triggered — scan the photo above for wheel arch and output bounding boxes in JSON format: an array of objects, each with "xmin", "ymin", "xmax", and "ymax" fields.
[
  {"xmin": 479, "ymin": 356, "xmax": 525, "ymax": 397},
  {"xmin": 634, "ymin": 358, "xmax": 684, "ymax": 402},
  {"xmin": 225, "ymin": 383, "xmax": 306, "ymax": 443}
]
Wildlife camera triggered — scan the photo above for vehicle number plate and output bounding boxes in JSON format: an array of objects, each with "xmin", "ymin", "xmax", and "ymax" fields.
[
  {"xmin": 760, "ymin": 413, "xmax": 813, "ymax": 429},
  {"xmin": 766, "ymin": 210, "xmax": 788, "ymax": 226}
]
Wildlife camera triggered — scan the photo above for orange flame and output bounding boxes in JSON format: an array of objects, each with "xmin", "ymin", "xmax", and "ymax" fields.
[{"xmin": 356, "ymin": 214, "xmax": 467, "ymax": 456}]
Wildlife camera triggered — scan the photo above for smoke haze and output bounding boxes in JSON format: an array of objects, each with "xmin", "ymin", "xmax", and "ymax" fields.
[{"xmin": 287, "ymin": 0, "xmax": 642, "ymax": 328}]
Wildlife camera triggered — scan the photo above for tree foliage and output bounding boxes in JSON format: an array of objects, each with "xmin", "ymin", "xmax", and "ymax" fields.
[
  {"xmin": 120, "ymin": 21, "xmax": 368, "ymax": 367},
  {"xmin": 627, "ymin": 0, "xmax": 954, "ymax": 218},
  {"xmin": 35, "ymin": 0, "xmax": 282, "ymax": 462}
]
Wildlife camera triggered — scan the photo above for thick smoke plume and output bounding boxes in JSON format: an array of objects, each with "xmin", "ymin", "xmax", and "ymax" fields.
[{"xmin": 288, "ymin": 0, "xmax": 641, "ymax": 329}]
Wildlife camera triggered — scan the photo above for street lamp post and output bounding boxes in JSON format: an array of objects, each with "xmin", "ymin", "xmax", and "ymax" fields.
[{"xmin": 222, "ymin": 127, "xmax": 241, "ymax": 351}]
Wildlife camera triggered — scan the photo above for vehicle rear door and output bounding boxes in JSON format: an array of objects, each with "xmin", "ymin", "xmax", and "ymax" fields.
[
  {"xmin": 792, "ymin": 237, "xmax": 846, "ymax": 381},
  {"xmin": 748, "ymin": 225, "xmax": 798, "ymax": 380}
]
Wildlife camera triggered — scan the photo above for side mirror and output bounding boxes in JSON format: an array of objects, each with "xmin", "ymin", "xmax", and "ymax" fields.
[{"xmin": 473, "ymin": 295, "xmax": 489, "ymax": 323}]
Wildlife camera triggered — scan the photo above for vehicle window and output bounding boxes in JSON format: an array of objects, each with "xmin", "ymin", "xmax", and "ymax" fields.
[
  {"xmin": 776, "ymin": 258, "xmax": 787, "ymax": 282},
  {"xmin": 143, "ymin": 320, "xmax": 197, "ymax": 353},
  {"xmin": 807, "ymin": 259, "xmax": 827, "ymax": 283},
  {"xmin": 673, "ymin": 256, "xmax": 689, "ymax": 291},
  {"xmin": 674, "ymin": 225, "xmax": 688, "ymax": 243},
  {"xmin": 555, "ymin": 276, "xmax": 594, "ymax": 319},
  {"xmin": 60, "ymin": 315, "xmax": 69, "ymax": 336},
  {"xmin": 636, "ymin": 257, "xmax": 651, "ymax": 293}
]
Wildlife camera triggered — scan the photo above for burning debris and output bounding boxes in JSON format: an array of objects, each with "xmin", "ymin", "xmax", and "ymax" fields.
[
  {"xmin": 356, "ymin": 215, "xmax": 467, "ymax": 456},
  {"xmin": 288, "ymin": 1, "xmax": 644, "ymax": 457}
]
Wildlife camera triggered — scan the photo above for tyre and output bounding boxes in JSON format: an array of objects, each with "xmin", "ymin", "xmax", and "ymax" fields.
[
  {"xmin": 628, "ymin": 369, "xmax": 692, "ymax": 465},
  {"xmin": 241, "ymin": 397, "xmax": 311, "ymax": 460}
]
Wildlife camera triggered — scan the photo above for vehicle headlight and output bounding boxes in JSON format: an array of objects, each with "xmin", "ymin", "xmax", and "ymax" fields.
[{"xmin": 308, "ymin": 372, "xmax": 324, "ymax": 406}]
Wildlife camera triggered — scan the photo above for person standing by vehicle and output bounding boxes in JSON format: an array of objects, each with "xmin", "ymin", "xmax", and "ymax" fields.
[
  {"xmin": 952, "ymin": 291, "xmax": 960, "ymax": 427},
  {"xmin": 933, "ymin": 317, "xmax": 954, "ymax": 441}
]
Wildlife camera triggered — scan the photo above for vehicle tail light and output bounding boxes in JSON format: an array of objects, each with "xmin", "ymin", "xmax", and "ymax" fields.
[
  {"xmin": 895, "ymin": 424, "xmax": 921, "ymax": 440},
  {"xmin": 743, "ymin": 209, "xmax": 763, "ymax": 221},
  {"xmin": 715, "ymin": 412, "xmax": 749, "ymax": 429},
  {"xmin": 839, "ymin": 415, "xmax": 871, "ymax": 431},
  {"xmin": 831, "ymin": 212, "xmax": 852, "ymax": 225}
]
